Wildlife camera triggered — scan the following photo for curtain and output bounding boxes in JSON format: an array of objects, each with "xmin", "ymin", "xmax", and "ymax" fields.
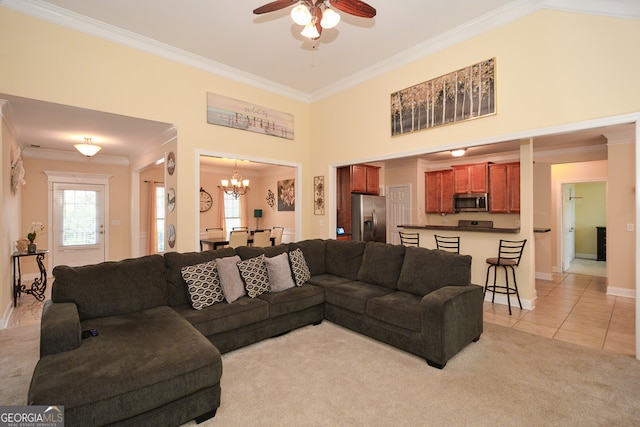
[
  {"xmin": 146, "ymin": 181, "xmax": 158, "ymax": 255},
  {"xmin": 217, "ymin": 187, "xmax": 227, "ymax": 237}
]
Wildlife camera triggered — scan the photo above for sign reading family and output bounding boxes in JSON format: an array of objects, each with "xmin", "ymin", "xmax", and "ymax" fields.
[
  {"xmin": 391, "ymin": 58, "xmax": 496, "ymax": 136},
  {"xmin": 207, "ymin": 92, "xmax": 295, "ymax": 140}
]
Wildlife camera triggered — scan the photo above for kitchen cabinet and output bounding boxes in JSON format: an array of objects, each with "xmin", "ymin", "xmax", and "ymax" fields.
[
  {"xmin": 350, "ymin": 164, "xmax": 380, "ymax": 195},
  {"xmin": 452, "ymin": 162, "xmax": 489, "ymax": 194},
  {"xmin": 489, "ymin": 162, "xmax": 520, "ymax": 213},
  {"xmin": 425, "ymin": 170, "xmax": 454, "ymax": 214}
]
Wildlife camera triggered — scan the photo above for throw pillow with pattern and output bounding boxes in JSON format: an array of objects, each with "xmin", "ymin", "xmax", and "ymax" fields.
[
  {"xmin": 289, "ymin": 248, "xmax": 311, "ymax": 286},
  {"xmin": 237, "ymin": 254, "xmax": 270, "ymax": 298},
  {"xmin": 181, "ymin": 260, "xmax": 224, "ymax": 310}
]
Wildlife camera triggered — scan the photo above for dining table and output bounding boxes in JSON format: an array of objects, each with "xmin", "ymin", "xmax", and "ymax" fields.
[{"xmin": 199, "ymin": 236, "xmax": 275, "ymax": 251}]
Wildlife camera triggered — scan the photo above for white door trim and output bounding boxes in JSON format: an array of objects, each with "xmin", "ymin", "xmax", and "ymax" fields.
[{"xmin": 43, "ymin": 171, "xmax": 112, "ymax": 271}]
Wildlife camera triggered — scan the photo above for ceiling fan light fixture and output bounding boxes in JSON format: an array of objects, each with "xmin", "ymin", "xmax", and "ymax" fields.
[
  {"xmin": 301, "ymin": 20, "xmax": 320, "ymax": 38},
  {"xmin": 291, "ymin": 3, "xmax": 312, "ymax": 25},
  {"xmin": 74, "ymin": 137, "xmax": 102, "ymax": 157},
  {"xmin": 320, "ymin": 7, "xmax": 340, "ymax": 29}
]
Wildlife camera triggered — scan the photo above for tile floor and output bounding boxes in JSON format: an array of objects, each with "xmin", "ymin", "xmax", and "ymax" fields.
[
  {"xmin": 484, "ymin": 269, "xmax": 636, "ymax": 358},
  {"xmin": 7, "ymin": 268, "xmax": 637, "ymax": 358}
]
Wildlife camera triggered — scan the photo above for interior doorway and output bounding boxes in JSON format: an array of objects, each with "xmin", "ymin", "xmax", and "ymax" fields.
[{"xmin": 561, "ymin": 181, "xmax": 607, "ymax": 276}]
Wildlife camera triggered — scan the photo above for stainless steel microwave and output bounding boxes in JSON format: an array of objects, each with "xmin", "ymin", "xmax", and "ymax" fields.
[{"xmin": 454, "ymin": 193, "xmax": 488, "ymax": 212}]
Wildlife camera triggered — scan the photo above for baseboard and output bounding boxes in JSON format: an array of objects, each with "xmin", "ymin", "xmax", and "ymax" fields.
[
  {"xmin": 0, "ymin": 301, "xmax": 13, "ymax": 330},
  {"xmin": 607, "ymin": 286, "xmax": 636, "ymax": 299},
  {"xmin": 536, "ymin": 271, "xmax": 553, "ymax": 281}
]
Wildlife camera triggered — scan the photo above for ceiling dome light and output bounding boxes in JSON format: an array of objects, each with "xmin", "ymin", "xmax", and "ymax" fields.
[
  {"xmin": 291, "ymin": 4, "xmax": 312, "ymax": 25},
  {"xmin": 301, "ymin": 21, "xmax": 320, "ymax": 39},
  {"xmin": 74, "ymin": 137, "xmax": 102, "ymax": 157},
  {"xmin": 320, "ymin": 7, "xmax": 340, "ymax": 29},
  {"xmin": 451, "ymin": 149, "xmax": 467, "ymax": 157}
]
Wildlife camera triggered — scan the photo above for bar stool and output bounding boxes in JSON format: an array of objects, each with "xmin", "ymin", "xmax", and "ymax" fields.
[
  {"xmin": 484, "ymin": 239, "xmax": 527, "ymax": 315},
  {"xmin": 399, "ymin": 231, "xmax": 419, "ymax": 247},
  {"xmin": 434, "ymin": 235, "xmax": 460, "ymax": 253}
]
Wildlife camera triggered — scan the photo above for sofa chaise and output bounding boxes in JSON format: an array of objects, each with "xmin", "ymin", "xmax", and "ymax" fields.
[{"xmin": 28, "ymin": 239, "xmax": 483, "ymax": 426}]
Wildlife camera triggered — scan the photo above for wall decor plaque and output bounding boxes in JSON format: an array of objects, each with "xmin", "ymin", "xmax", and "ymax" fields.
[{"xmin": 207, "ymin": 92, "xmax": 294, "ymax": 140}]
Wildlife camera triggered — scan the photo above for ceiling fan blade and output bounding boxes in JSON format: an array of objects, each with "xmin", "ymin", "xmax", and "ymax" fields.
[
  {"xmin": 328, "ymin": 0, "xmax": 376, "ymax": 18},
  {"xmin": 253, "ymin": 0, "xmax": 297, "ymax": 15},
  {"xmin": 314, "ymin": 7, "xmax": 323, "ymax": 39}
]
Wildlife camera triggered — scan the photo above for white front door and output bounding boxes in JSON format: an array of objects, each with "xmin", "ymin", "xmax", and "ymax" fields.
[
  {"xmin": 562, "ymin": 183, "xmax": 576, "ymax": 271},
  {"xmin": 387, "ymin": 184, "xmax": 411, "ymax": 245},
  {"xmin": 51, "ymin": 183, "xmax": 107, "ymax": 268}
]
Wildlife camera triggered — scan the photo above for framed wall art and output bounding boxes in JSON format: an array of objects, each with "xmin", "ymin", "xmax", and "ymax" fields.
[
  {"xmin": 277, "ymin": 179, "xmax": 295, "ymax": 211},
  {"xmin": 314, "ymin": 176, "xmax": 324, "ymax": 215},
  {"xmin": 391, "ymin": 58, "xmax": 496, "ymax": 136}
]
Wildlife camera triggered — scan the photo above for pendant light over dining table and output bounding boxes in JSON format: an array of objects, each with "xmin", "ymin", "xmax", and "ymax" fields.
[
  {"xmin": 220, "ymin": 161, "xmax": 250, "ymax": 198},
  {"xmin": 253, "ymin": 0, "xmax": 376, "ymax": 42}
]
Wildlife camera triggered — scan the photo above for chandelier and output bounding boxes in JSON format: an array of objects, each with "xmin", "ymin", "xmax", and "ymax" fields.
[{"xmin": 220, "ymin": 161, "xmax": 250, "ymax": 198}]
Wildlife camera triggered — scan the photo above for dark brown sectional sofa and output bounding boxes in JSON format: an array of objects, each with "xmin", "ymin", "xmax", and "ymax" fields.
[{"xmin": 28, "ymin": 239, "xmax": 483, "ymax": 426}]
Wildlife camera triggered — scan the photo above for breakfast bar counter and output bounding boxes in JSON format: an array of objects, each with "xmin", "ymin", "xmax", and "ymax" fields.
[{"xmin": 400, "ymin": 224, "xmax": 520, "ymax": 234}]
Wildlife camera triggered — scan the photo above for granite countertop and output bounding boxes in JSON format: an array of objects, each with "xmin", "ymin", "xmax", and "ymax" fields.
[{"xmin": 400, "ymin": 224, "xmax": 520, "ymax": 234}]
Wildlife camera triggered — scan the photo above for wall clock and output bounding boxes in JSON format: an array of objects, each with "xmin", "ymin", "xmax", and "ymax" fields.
[{"xmin": 200, "ymin": 187, "xmax": 212, "ymax": 212}]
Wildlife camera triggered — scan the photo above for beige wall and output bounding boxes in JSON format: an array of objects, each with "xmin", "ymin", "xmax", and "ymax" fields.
[{"xmin": 1, "ymin": 7, "xmax": 639, "ymax": 321}]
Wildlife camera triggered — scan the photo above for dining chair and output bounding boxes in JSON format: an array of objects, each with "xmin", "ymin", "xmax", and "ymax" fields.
[
  {"xmin": 271, "ymin": 226, "xmax": 285, "ymax": 245},
  {"xmin": 484, "ymin": 239, "xmax": 527, "ymax": 315},
  {"xmin": 399, "ymin": 231, "xmax": 419, "ymax": 247},
  {"xmin": 252, "ymin": 230, "xmax": 272, "ymax": 247},
  {"xmin": 434, "ymin": 235, "xmax": 460, "ymax": 253},
  {"xmin": 232, "ymin": 226, "xmax": 248, "ymax": 231},
  {"xmin": 228, "ymin": 230, "xmax": 249, "ymax": 248},
  {"xmin": 205, "ymin": 227, "xmax": 224, "ymax": 239}
]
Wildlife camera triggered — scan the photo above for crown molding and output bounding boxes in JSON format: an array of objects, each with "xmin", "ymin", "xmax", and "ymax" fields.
[
  {"xmin": 22, "ymin": 146, "xmax": 130, "ymax": 165},
  {"xmin": 2, "ymin": 0, "xmax": 637, "ymax": 103}
]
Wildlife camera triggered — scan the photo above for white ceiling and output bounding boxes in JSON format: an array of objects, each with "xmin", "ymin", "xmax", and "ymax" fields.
[{"xmin": 1, "ymin": 0, "xmax": 638, "ymax": 164}]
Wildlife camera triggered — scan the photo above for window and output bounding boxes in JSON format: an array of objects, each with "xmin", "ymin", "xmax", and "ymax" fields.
[
  {"xmin": 155, "ymin": 186, "xmax": 165, "ymax": 252},
  {"xmin": 224, "ymin": 193, "xmax": 242, "ymax": 231},
  {"xmin": 57, "ymin": 188, "xmax": 99, "ymax": 247}
]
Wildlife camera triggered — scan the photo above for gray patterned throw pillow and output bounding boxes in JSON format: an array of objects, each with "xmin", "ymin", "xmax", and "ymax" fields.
[
  {"xmin": 181, "ymin": 260, "xmax": 224, "ymax": 310},
  {"xmin": 237, "ymin": 254, "xmax": 270, "ymax": 298},
  {"xmin": 289, "ymin": 248, "xmax": 311, "ymax": 286}
]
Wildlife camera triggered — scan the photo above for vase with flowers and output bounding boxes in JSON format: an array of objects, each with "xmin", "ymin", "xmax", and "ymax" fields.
[{"xmin": 27, "ymin": 221, "xmax": 44, "ymax": 254}]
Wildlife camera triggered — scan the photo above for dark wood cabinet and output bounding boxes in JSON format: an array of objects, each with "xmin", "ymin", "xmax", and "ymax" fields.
[
  {"xmin": 489, "ymin": 162, "xmax": 520, "ymax": 213},
  {"xmin": 350, "ymin": 164, "xmax": 380, "ymax": 194},
  {"xmin": 452, "ymin": 162, "xmax": 489, "ymax": 194},
  {"xmin": 425, "ymin": 170, "xmax": 454, "ymax": 214},
  {"xmin": 596, "ymin": 227, "xmax": 606, "ymax": 261}
]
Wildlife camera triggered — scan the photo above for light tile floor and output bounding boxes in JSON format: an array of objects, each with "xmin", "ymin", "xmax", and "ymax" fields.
[{"xmin": 484, "ymin": 271, "xmax": 636, "ymax": 358}]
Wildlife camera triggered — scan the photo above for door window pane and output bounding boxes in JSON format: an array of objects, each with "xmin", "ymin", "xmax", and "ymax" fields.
[{"xmin": 59, "ymin": 189, "xmax": 98, "ymax": 246}]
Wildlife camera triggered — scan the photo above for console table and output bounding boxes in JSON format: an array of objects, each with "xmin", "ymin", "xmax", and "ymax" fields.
[{"xmin": 12, "ymin": 250, "xmax": 49, "ymax": 307}]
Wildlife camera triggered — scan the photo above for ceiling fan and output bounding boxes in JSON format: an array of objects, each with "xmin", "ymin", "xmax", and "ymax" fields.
[{"xmin": 253, "ymin": 0, "xmax": 376, "ymax": 42}]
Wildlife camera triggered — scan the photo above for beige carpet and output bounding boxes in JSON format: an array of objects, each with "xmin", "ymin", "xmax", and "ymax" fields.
[
  {"xmin": 3, "ymin": 322, "xmax": 639, "ymax": 426},
  {"xmin": 566, "ymin": 258, "xmax": 606, "ymax": 277}
]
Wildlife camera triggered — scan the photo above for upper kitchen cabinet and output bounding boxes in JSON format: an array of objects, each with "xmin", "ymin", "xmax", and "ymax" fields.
[
  {"xmin": 349, "ymin": 164, "xmax": 380, "ymax": 195},
  {"xmin": 489, "ymin": 162, "xmax": 520, "ymax": 213},
  {"xmin": 452, "ymin": 162, "xmax": 489, "ymax": 194},
  {"xmin": 425, "ymin": 170, "xmax": 455, "ymax": 214}
]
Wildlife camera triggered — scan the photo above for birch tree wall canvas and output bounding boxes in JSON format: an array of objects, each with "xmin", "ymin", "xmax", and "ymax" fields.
[{"xmin": 391, "ymin": 58, "xmax": 495, "ymax": 136}]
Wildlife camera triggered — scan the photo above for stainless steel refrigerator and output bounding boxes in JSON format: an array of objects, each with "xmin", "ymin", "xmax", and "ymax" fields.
[{"xmin": 351, "ymin": 194, "xmax": 386, "ymax": 243}]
